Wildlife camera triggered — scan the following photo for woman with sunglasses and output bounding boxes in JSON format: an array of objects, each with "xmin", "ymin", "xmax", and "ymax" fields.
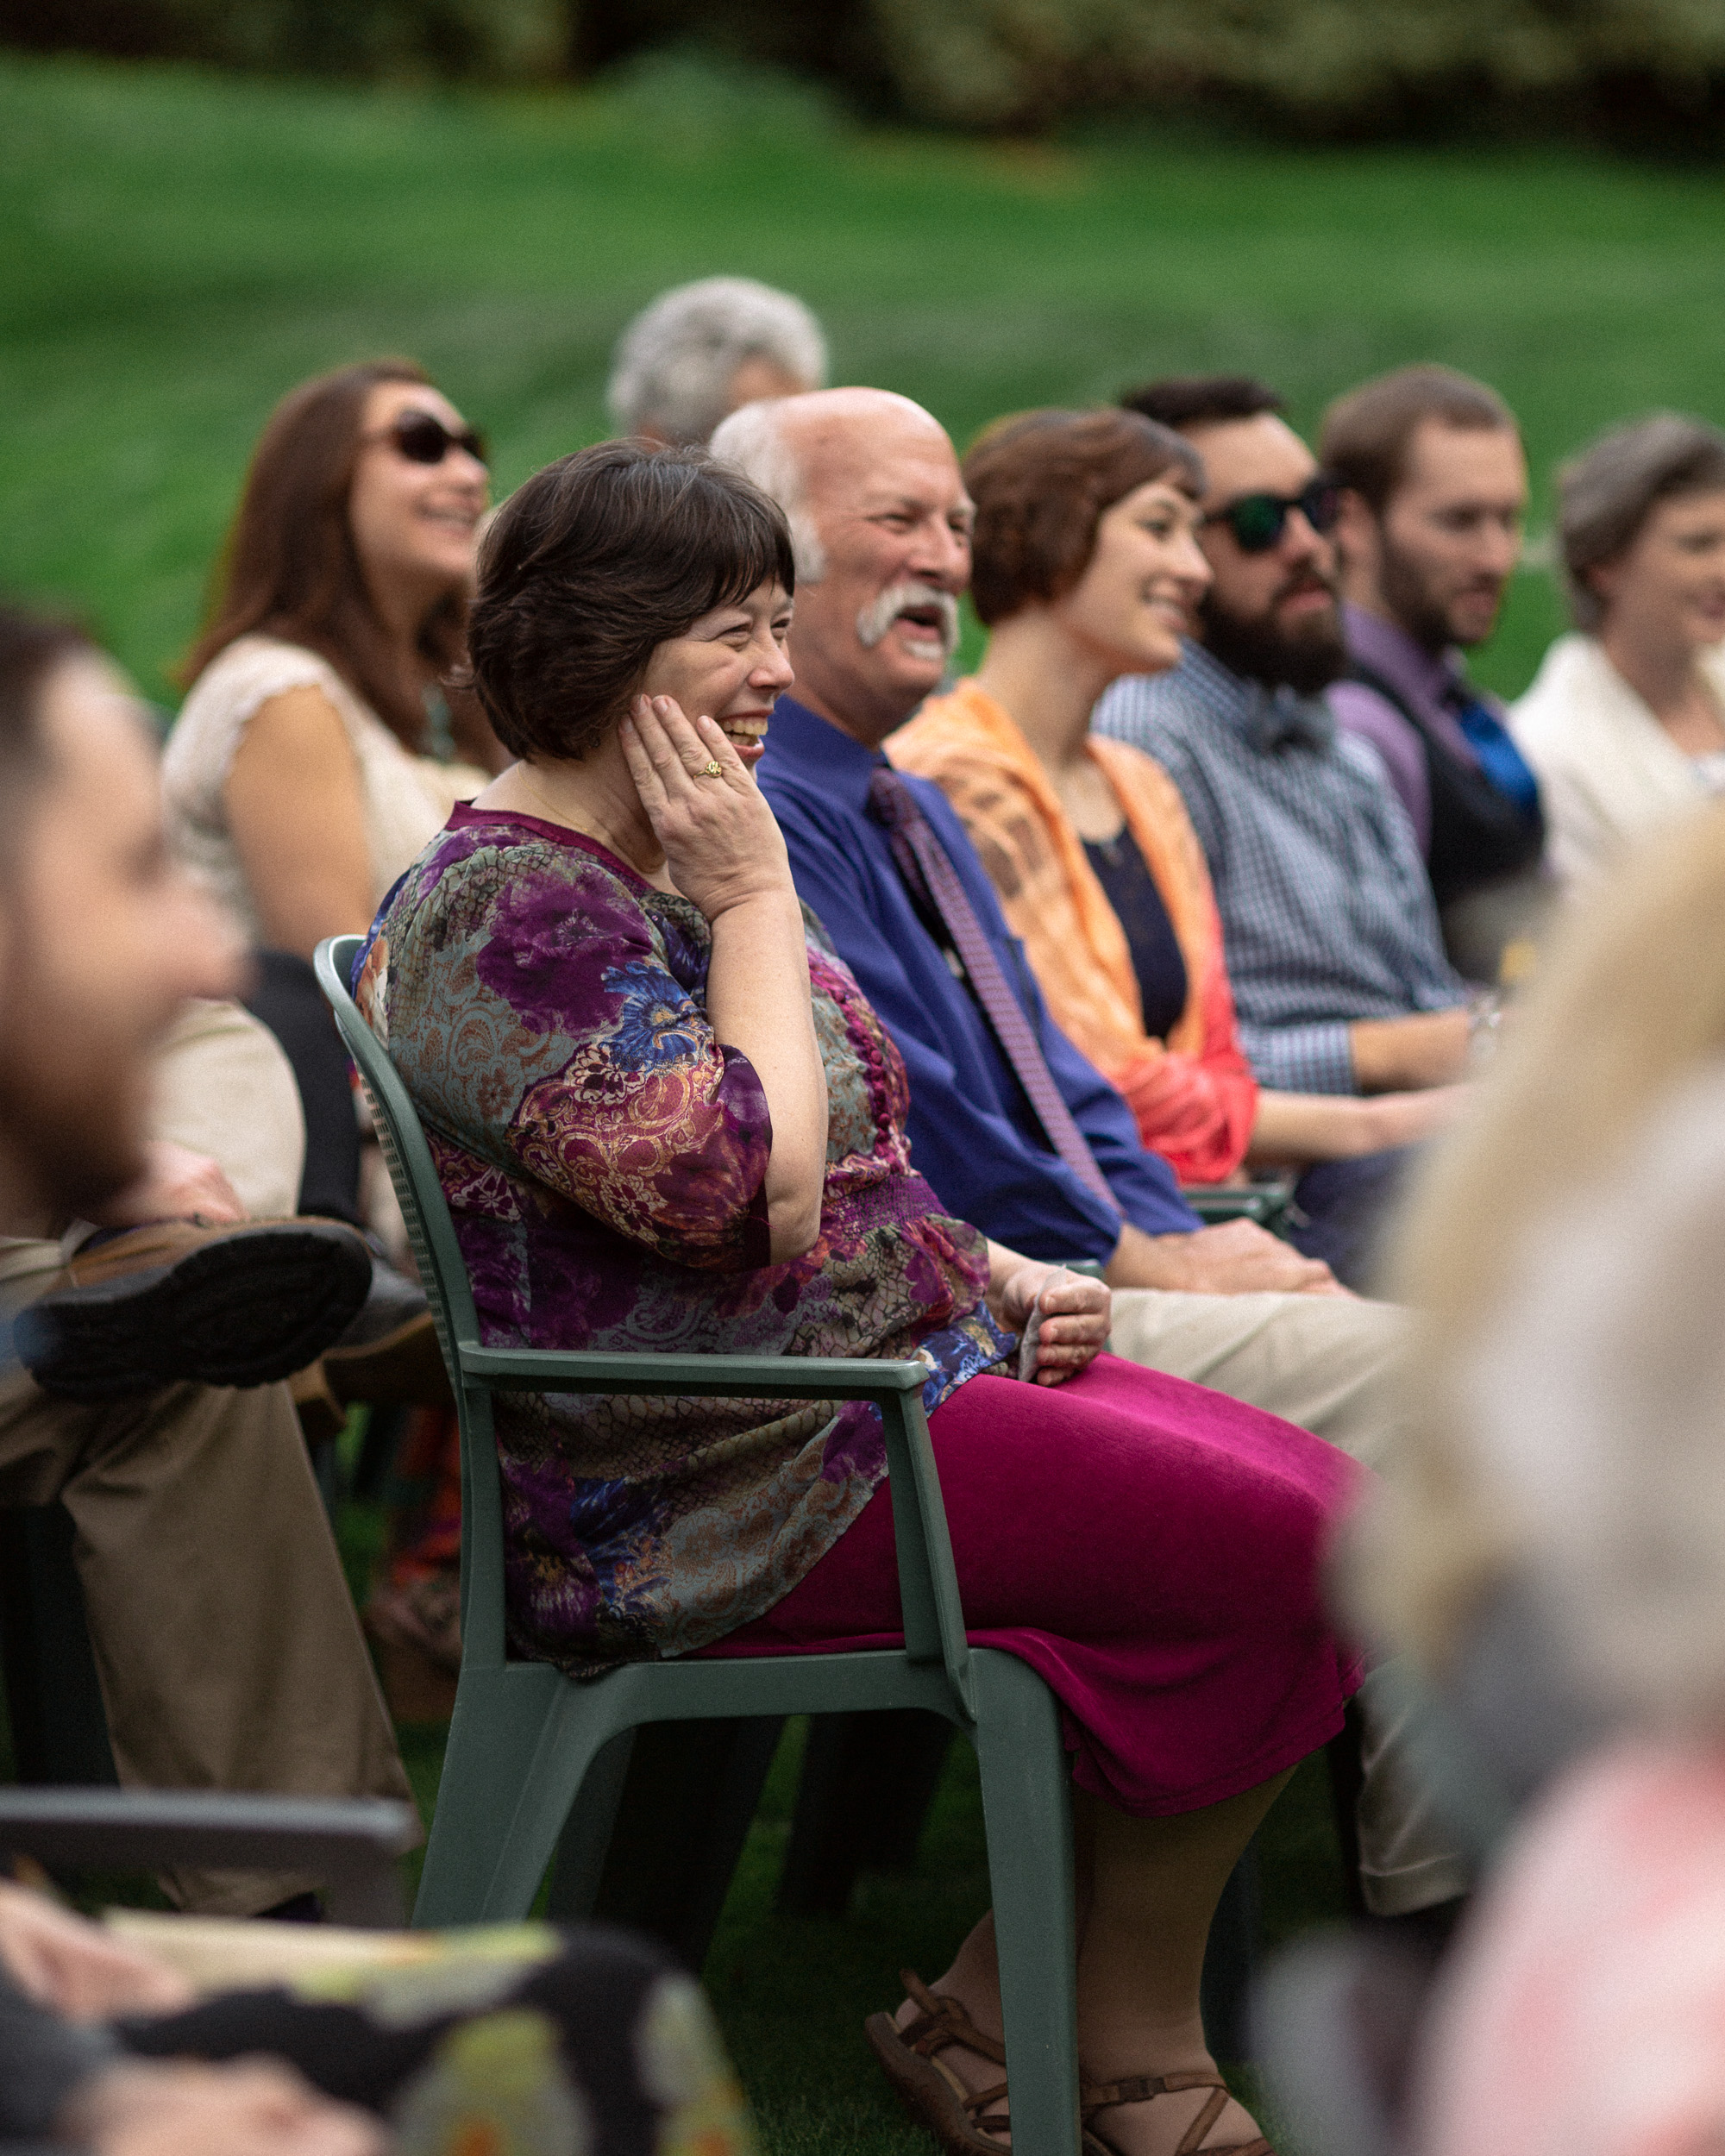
[
  {"xmin": 894, "ymin": 407, "xmax": 1458, "ymax": 1218},
  {"xmin": 166, "ymin": 360, "xmax": 498, "ymax": 1226}
]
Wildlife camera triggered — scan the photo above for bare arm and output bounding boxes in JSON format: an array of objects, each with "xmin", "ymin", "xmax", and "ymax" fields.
[
  {"xmin": 224, "ymin": 686, "xmax": 374, "ymax": 960},
  {"xmin": 1247, "ymin": 1083, "xmax": 1467, "ymax": 1166},
  {"xmin": 622, "ymin": 697, "xmax": 828, "ymax": 1263},
  {"xmin": 1104, "ymin": 1218, "xmax": 1346, "ymax": 1296},
  {"xmin": 1348, "ymin": 1008, "xmax": 1471, "ymax": 1093}
]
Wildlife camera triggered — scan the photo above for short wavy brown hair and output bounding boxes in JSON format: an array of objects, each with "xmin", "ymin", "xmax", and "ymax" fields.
[
  {"xmin": 467, "ymin": 441, "xmax": 796, "ymax": 763},
  {"xmin": 963, "ymin": 408, "xmax": 1203, "ymax": 627}
]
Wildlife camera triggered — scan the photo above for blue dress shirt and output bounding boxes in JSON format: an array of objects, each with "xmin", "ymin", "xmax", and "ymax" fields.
[
  {"xmin": 1095, "ymin": 644, "xmax": 1467, "ymax": 1095},
  {"xmin": 759, "ymin": 696, "xmax": 1200, "ymax": 1263}
]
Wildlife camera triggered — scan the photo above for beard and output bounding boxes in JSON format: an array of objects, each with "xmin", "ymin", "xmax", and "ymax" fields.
[
  {"xmin": 1198, "ymin": 574, "xmax": 1348, "ymax": 698},
  {"xmin": 1379, "ymin": 534, "xmax": 1501, "ymax": 653},
  {"xmin": 0, "ymin": 928, "xmax": 151, "ymax": 1225}
]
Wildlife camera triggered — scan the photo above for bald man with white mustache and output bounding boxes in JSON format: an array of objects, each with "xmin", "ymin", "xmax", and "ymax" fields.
[{"xmin": 714, "ymin": 386, "xmax": 1467, "ymax": 1928}]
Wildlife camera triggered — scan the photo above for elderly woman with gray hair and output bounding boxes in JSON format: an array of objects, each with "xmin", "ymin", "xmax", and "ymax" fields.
[
  {"xmin": 607, "ymin": 277, "xmax": 828, "ymax": 446},
  {"xmin": 1511, "ymin": 413, "xmax": 1725, "ymax": 888}
]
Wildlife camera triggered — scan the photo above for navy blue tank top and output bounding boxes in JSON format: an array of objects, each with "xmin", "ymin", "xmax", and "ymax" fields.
[{"xmin": 1083, "ymin": 826, "xmax": 1189, "ymax": 1042}]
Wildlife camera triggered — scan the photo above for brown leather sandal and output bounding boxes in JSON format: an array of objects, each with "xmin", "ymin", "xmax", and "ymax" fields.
[
  {"xmin": 1082, "ymin": 2068, "xmax": 1271, "ymax": 2156},
  {"xmin": 865, "ymin": 1969, "xmax": 1012, "ymax": 2153}
]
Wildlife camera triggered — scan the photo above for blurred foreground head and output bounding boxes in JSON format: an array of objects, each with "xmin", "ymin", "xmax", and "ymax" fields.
[
  {"xmin": 0, "ymin": 606, "xmax": 241, "ymax": 1228},
  {"xmin": 1353, "ymin": 799, "xmax": 1725, "ymax": 1729},
  {"xmin": 712, "ymin": 386, "xmax": 970, "ymax": 745},
  {"xmin": 608, "ymin": 278, "xmax": 829, "ymax": 447}
]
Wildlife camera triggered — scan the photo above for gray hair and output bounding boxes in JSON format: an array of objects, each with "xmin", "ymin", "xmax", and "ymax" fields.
[
  {"xmin": 708, "ymin": 398, "xmax": 828, "ymax": 582},
  {"xmin": 1559, "ymin": 411, "xmax": 1725, "ymax": 631},
  {"xmin": 606, "ymin": 278, "xmax": 828, "ymax": 447}
]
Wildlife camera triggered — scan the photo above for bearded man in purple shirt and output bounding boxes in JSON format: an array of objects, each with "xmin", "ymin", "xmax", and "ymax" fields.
[{"xmin": 1321, "ymin": 366, "xmax": 1547, "ymax": 982}]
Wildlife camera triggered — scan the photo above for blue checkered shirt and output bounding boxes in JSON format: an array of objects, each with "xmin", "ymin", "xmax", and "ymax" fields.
[{"xmin": 1094, "ymin": 643, "xmax": 1466, "ymax": 1094}]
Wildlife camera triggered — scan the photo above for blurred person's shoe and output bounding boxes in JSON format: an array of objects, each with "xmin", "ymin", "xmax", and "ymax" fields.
[
  {"xmin": 320, "ymin": 1257, "xmax": 449, "ymax": 1408},
  {"xmin": 14, "ymin": 1219, "xmax": 372, "ymax": 1398}
]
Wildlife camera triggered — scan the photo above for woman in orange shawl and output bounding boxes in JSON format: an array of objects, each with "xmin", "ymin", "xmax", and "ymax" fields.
[{"xmin": 894, "ymin": 406, "xmax": 1456, "ymax": 1188}]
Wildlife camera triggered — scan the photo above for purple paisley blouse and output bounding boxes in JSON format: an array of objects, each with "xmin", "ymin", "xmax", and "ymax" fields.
[{"xmin": 359, "ymin": 805, "xmax": 1013, "ymax": 1673}]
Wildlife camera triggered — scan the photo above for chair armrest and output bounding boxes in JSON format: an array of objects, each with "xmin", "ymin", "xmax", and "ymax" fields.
[
  {"xmin": 456, "ymin": 1345, "xmax": 929, "ymax": 1401},
  {"xmin": 1181, "ymin": 1179, "xmax": 1296, "ymax": 1234},
  {"xmin": 0, "ymin": 1791, "xmax": 418, "ymax": 1927}
]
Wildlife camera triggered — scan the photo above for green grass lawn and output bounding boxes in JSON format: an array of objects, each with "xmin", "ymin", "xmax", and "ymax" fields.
[{"xmin": 5, "ymin": 50, "xmax": 1725, "ymax": 711}]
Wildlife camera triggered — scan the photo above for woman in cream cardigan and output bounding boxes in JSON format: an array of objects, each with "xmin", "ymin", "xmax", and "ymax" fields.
[
  {"xmin": 893, "ymin": 408, "xmax": 1457, "ymax": 1280},
  {"xmin": 1512, "ymin": 413, "xmax": 1725, "ymax": 891}
]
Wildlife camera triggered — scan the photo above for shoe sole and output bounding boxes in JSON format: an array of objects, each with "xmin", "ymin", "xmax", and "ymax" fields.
[{"xmin": 15, "ymin": 1224, "xmax": 373, "ymax": 1398}]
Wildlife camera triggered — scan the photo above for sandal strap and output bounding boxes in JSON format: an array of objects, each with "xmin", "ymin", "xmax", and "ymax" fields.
[
  {"xmin": 1084, "ymin": 2067, "xmax": 1224, "ymax": 2111},
  {"xmin": 1083, "ymin": 2068, "xmax": 1270, "ymax": 2156},
  {"xmin": 896, "ymin": 1970, "xmax": 1011, "ymax": 2074}
]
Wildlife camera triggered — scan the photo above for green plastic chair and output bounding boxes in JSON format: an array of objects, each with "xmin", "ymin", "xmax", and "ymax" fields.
[{"xmin": 316, "ymin": 935, "xmax": 1082, "ymax": 2156}]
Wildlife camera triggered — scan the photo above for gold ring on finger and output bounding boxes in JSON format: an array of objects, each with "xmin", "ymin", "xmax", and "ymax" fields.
[{"xmin": 698, "ymin": 759, "xmax": 723, "ymax": 778}]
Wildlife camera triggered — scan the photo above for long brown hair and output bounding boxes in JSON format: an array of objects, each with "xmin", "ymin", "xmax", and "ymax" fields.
[{"xmin": 181, "ymin": 358, "xmax": 469, "ymax": 748}]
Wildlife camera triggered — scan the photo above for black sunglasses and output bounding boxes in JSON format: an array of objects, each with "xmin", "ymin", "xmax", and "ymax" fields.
[
  {"xmin": 1203, "ymin": 476, "xmax": 1340, "ymax": 554},
  {"xmin": 373, "ymin": 409, "xmax": 489, "ymax": 467}
]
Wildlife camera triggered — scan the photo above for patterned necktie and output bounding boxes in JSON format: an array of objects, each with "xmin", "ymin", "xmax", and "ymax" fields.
[{"xmin": 868, "ymin": 764, "xmax": 1120, "ymax": 1213}]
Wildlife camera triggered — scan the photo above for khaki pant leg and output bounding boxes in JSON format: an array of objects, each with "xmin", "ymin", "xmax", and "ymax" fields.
[
  {"xmin": 1105, "ymin": 1288, "xmax": 1409, "ymax": 1470},
  {"xmin": 1105, "ymin": 1288, "xmax": 1467, "ymax": 1915},
  {"xmin": 0, "ymin": 1353, "xmax": 415, "ymax": 1915}
]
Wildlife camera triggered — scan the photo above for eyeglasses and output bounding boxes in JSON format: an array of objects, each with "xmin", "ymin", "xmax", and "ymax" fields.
[
  {"xmin": 367, "ymin": 410, "xmax": 489, "ymax": 467},
  {"xmin": 1203, "ymin": 477, "xmax": 1340, "ymax": 554}
]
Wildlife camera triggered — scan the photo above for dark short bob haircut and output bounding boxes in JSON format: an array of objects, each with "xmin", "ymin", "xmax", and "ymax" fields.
[
  {"xmin": 963, "ymin": 409, "xmax": 1203, "ymax": 628},
  {"xmin": 468, "ymin": 442, "xmax": 796, "ymax": 762}
]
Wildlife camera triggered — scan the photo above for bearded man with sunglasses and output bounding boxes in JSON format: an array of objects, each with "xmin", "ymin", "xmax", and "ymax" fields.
[{"xmin": 1096, "ymin": 379, "xmax": 1473, "ymax": 1131}]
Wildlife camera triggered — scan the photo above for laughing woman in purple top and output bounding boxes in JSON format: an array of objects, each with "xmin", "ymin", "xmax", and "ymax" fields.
[{"xmin": 361, "ymin": 441, "xmax": 1366, "ymax": 2156}]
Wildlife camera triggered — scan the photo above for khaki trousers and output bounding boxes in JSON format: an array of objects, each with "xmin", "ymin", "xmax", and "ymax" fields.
[
  {"xmin": 1107, "ymin": 1288, "xmax": 1467, "ymax": 1915},
  {"xmin": 0, "ymin": 1333, "xmax": 414, "ymax": 1915}
]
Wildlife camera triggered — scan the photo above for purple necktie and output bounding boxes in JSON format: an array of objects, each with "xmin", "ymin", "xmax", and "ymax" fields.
[{"xmin": 869, "ymin": 765, "xmax": 1120, "ymax": 1213}]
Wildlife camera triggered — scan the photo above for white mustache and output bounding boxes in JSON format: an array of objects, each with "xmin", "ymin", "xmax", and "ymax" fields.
[{"xmin": 856, "ymin": 581, "xmax": 960, "ymax": 655}]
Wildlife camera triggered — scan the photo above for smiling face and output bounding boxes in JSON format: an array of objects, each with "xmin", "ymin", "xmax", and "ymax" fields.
[
  {"xmin": 1590, "ymin": 490, "xmax": 1725, "ymax": 658},
  {"xmin": 637, "ymin": 580, "xmax": 795, "ymax": 767},
  {"xmin": 779, "ymin": 397, "xmax": 973, "ymax": 748},
  {"xmin": 1185, "ymin": 411, "xmax": 1347, "ymax": 695},
  {"xmin": 347, "ymin": 380, "xmax": 488, "ymax": 614},
  {"xmin": 1047, "ymin": 477, "xmax": 1211, "ymax": 680}
]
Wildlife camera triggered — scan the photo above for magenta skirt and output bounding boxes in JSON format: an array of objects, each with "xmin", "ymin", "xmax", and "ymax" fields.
[{"xmin": 701, "ymin": 1354, "xmax": 1366, "ymax": 1817}]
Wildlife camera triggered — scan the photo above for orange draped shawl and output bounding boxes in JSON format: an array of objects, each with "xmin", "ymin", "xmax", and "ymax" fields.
[{"xmin": 891, "ymin": 679, "xmax": 1258, "ymax": 1186}]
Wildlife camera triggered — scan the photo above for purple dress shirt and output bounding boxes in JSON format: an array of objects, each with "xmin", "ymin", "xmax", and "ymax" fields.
[{"xmin": 1329, "ymin": 605, "xmax": 1488, "ymax": 856}]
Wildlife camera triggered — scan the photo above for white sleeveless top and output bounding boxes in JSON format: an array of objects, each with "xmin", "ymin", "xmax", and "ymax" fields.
[{"xmin": 164, "ymin": 634, "xmax": 486, "ymax": 944}]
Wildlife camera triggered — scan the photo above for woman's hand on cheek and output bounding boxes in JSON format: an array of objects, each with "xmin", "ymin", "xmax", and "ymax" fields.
[
  {"xmin": 989, "ymin": 1263, "xmax": 1111, "ymax": 1386},
  {"xmin": 619, "ymin": 695, "xmax": 797, "ymax": 924}
]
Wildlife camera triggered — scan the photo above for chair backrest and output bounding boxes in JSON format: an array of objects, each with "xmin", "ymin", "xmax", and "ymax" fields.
[{"xmin": 314, "ymin": 934, "xmax": 509, "ymax": 1664}]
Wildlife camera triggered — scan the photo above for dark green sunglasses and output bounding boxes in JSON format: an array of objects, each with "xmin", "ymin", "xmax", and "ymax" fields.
[{"xmin": 1203, "ymin": 476, "xmax": 1340, "ymax": 554}]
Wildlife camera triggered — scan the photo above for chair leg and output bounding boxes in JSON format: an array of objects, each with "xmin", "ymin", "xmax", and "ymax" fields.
[
  {"xmin": 411, "ymin": 1664, "xmax": 564, "ymax": 1926},
  {"xmin": 477, "ymin": 1677, "xmax": 649, "ymax": 1921},
  {"xmin": 545, "ymin": 1728, "xmax": 636, "ymax": 1925},
  {"xmin": 971, "ymin": 1651, "xmax": 1082, "ymax": 2156}
]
